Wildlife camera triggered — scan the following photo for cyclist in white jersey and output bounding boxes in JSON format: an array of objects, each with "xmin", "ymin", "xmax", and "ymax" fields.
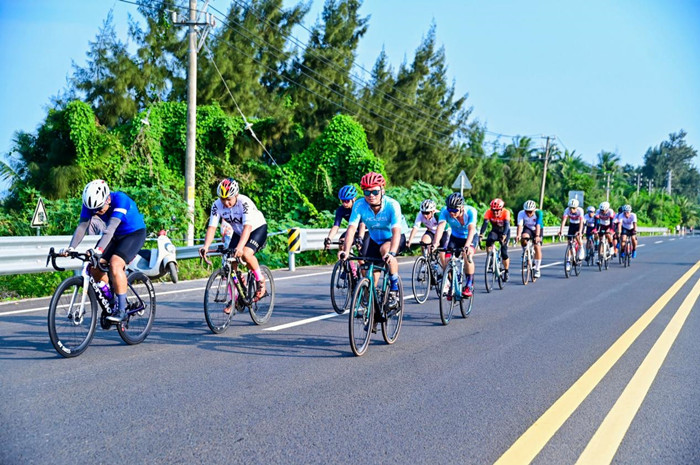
[
  {"xmin": 432, "ymin": 193, "xmax": 478, "ymax": 297},
  {"xmin": 596, "ymin": 201, "xmax": 616, "ymax": 258},
  {"xmin": 200, "ymin": 178, "xmax": 268, "ymax": 300},
  {"xmin": 408, "ymin": 199, "xmax": 449, "ymax": 260},
  {"xmin": 339, "ymin": 172, "xmax": 404, "ymax": 309},
  {"xmin": 559, "ymin": 198, "xmax": 585, "ymax": 261},
  {"xmin": 617, "ymin": 204, "xmax": 638, "ymax": 258},
  {"xmin": 515, "ymin": 200, "xmax": 544, "ymax": 278},
  {"xmin": 584, "ymin": 206, "xmax": 598, "ymax": 261}
]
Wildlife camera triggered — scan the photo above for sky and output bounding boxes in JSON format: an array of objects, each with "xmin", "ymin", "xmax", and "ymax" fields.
[{"xmin": 1, "ymin": 0, "xmax": 699, "ymax": 195}]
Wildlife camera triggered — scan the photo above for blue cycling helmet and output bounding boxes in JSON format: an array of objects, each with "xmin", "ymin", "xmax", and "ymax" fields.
[{"xmin": 338, "ymin": 185, "xmax": 357, "ymax": 201}]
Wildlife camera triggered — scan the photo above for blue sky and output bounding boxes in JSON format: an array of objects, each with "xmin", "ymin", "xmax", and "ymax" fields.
[{"xmin": 1, "ymin": 0, "xmax": 699, "ymax": 194}]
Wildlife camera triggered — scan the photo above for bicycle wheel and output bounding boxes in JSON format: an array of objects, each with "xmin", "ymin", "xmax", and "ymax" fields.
[
  {"xmin": 496, "ymin": 256, "xmax": 504, "ymax": 290},
  {"xmin": 349, "ymin": 278, "xmax": 373, "ymax": 356},
  {"xmin": 249, "ymin": 266, "xmax": 275, "ymax": 325},
  {"xmin": 48, "ymin": 276, "xmax": 98, "ymax": 358},
  {"xmin": 529, "ymin": 256, "xmax": 537, "ymax": 283},
  {"xmin": 382, "ymin": 276, "xmax": 403, "ymax": 344},
  {"xmin": 330, "ymin": 260, "xmax": 351, "ymax": 313},
  {"xmin": 597, "ymin": 246, "xmax": 603, "ymax": 271},
  {"xmin": 573, "ymin": 247, "xmax": 581, "ymax": 276},
  {"xmin": 439, "ymin": 268, "xmax": 456, "ymax": 325},
  {"xmin": 204, "ymin": 269, "xmax": 233, "ymax": 334},
  {"xmin": 484, "ymin": 252, "xmax": 494, "ymax": 293},
  {"xmin": 521, "ymin": 251, "xmax": 530, "ymax": 285},
  {"xmin": 411, "ymin": 256, "xmax": 431, "ymax": 304},
  {"xmin": 603, "ymin": 245, "xmax": 609, "ymax": 270},
  {"xmin": 564, "ymin": 245, "xmax": 572, "ymax": 278},
  {"xmin": 117, "ymin": 271, "xmax": 156, "ymax": 345},
  {"xmin": 586, "ymin": 242, "xmax": 594, "ymax": 266},
  {"xmin": 460, "ymin": 281, "xmax": 474, "ymax": 318}
]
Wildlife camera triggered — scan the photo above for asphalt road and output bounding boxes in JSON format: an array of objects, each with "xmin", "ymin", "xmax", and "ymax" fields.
[{"xmin": 1, "ymin": 235, "xmax": 699, "ymax": 465}]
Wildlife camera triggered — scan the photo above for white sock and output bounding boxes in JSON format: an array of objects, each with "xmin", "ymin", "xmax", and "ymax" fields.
[{"xmin": 535, "ymin": 259, "xmax": 541, "ymax": 270}]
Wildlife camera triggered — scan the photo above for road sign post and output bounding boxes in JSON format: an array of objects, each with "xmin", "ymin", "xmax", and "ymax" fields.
[
  {"xmin": 31, "ymin": 198, "xmax": 48, "ymax": 236},
  {"xmin": 451, "ymin": 170, "xmax": 472, "ymax": 197}
]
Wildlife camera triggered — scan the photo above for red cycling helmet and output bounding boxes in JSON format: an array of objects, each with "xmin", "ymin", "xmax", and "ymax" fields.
[
  {"xmin": 360, "ymin": 172, "xmax": 386, "ymax": 189},
  {"xmin": 490, "ymin": 198, "xmax": 504, "ymax": 210}
]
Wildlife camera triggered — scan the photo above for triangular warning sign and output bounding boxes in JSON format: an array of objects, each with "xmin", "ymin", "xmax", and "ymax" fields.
[{"xmin": 31, "ymin": 198, "xmax": 48, "ymax": 227}]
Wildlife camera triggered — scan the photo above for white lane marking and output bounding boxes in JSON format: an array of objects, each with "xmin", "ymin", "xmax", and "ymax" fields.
[
  {"xmin": 669, "ymin": 238, "xmax": 675, "ymax": 241},
  {"xmin": 655, "ymin": 241, "xmax": 663, "ymax": 244},
  {"xmin": 263, "ymin": 293, "xmax": 416, "ymax": 332},
  {"xmin": 540, "ymin": 261, "xmax": 563, "ymax": 268},
  {"xmin": 638, "ymin": 244, "xmax": 646, "ymax": 248}
]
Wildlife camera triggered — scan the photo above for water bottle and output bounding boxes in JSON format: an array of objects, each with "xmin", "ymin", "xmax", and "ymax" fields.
[{"xmin": 98, "ymin": 282, "xmax": 113, "ymax": 301}]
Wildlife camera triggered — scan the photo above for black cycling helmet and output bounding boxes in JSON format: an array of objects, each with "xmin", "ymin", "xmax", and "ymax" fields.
[{"xmin": 446, "ymin": 193, "xmax": 464, "ymax": 209}]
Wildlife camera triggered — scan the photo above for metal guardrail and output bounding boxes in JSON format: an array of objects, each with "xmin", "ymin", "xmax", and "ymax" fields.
[{"xmin": 0, "ymin": 226, "xmax": 669, "ymax": 276}]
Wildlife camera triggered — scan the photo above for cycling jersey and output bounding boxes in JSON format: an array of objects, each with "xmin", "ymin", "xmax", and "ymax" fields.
[
  {"xmin": 563, "ymin": 207, "xmax": 584, "ymax": 224},
  {"xmin": 413, "ymin": 211, "xmax": 439, "ymax": 233},
  {"xmin": 584, "ymin": 213, "xmax": 597, "ymax": 228},
  {"xmin": 438, "ymin": 205, "xmax": 477, "ymax": 239},
  {"xmin": 596, "ymin": 208, "xmax": 616, "ymax": 227},
  {"xmin": 79, "ymin": 191, "xmax": 145, "ymax": 235},
  {"xmin": 517, "ymin": 210, "xmax": 543, "ymax": 230},
  {"xmin": 483, "ymin": 208, "xmax": 511, "ymax": 231},
  {"xmin": 332, "ymin": 205, "xmax": 353, "ymax": 227},
  {"xmin": 208, "ymin": 195, "xmax": 266, "ymax": 235},
  {"xmin": 348, "ymin": 196, "xmax": 402, "ymax": 244},
  {"xmin": 619, "ymin": 212, "xmax": 637, "ymax": 230}
]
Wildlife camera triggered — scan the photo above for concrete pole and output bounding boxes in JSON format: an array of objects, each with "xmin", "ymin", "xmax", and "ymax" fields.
[
  {"xmin": 538, "ymin": 136, "xmax": 551, "ymax": 210},
  {"xmin": 185, "ymin": 0, "xmax": 197, "ymax": 246}
]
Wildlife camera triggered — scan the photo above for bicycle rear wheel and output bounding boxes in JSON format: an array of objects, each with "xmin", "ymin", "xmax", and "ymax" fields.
[
  {"xmin": 460, "ymin": 283, "xmax": 473, "ymax": 318},
  {"xmin": 521, "ymin": 251, "xmax": 530, "ymax": 285},
  {"xmin": 330, "ymin": 260, "xmax": 351, "ymax": 313},
  {"xmin": 117, "ymin": 271, "xmax": 156, "ymax": 345},
  {"xmin": 564, "ymin": 245, "xmax": 572, "ymax": 278},
  {"xmin": 573, "ymin": 250, "xmax": 581, "ymax": 276},
  {"xmin": 48, "ymin": 276, "xmax": 98, "ymax": 358},
  {"xmin": 204, "ymin": 269, "xmax": 234, "ymax": 334},
  {"xmin": 382, "ymin": 276, "xmax": 403, "ymax": 344},
  {"xmin": 249, "ymin": 266, "xmax": 275, "ymax": 325},
  {"xmin": 485, "ymin": 252, "xmax": 494, "ymax": 293},
  {"xmin": 411, "ymin": 256, "xmax": 431, "ymax": 304},
  {"xmin": 496, "ymin": 256, "xmax": 504, "ymax": 290},
  {"xmin": 439, "ymin": 268, "xmax": 456, "ymax": 325},
  {"xmin": 349, "ymin": 278, "xmax": 373, "ymax": 356}
]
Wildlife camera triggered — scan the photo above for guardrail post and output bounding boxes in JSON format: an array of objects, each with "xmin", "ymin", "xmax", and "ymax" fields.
[{"xmin": 288, "ymin": 228, "xmax": 301, "ymax": 271}]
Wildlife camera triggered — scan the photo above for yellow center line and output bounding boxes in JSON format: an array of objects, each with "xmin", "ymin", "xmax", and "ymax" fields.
[
  {"xmin": 576, "ymin": 276, "xmax": 700, "ymax": 464},
  {"xmin": 494, "ymin": 260, "xmax": 700, "ymax": 465}
]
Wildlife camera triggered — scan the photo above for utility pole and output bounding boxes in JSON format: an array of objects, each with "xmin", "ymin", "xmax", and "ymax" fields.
[
  {"xmin": 605, "ymin": 172, "xmax": 611, "ymax": 202},
  {"xmin": 173, "ymin": 1, "xmax": 215, "ymax": 245},
  {"xmin": 667, "ymin": 170, "xmax": 672, "ymax": 195},
  {"xmin": 538, "ymin": 136, "xmax": 552, "ymax": 210},
  {"xmin": 636, "ymin": 173, "xmax": 641, "ymax": 196},
  {"xmin": 648, "ymin": 179, "xmax": 653, "ymax": 195}
]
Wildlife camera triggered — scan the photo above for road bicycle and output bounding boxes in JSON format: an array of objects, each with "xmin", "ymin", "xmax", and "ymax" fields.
[
  {"xmin": 438, "ymin": 247, "xmax": 474, "ymax": 325},
  {"xmin": 202, "ymin": 245, "xmax": 275, "ymax": 334},
  {"xmin": 347, "ymin": 255, "xmax": 404, "ymax": 356},
  {"xmin": 329, "ymin": 239, "xmax": 361, "ymax": 314},
  {"xmin": 584, "ymin": 234, "xmax": 598, "ymax": 267},
  {"xmin": 620, "ymin": 234, "xmax": 633, "ymax": 268},
  {"xmin": 563, "ymin": 234, "xmax": 582, "ymax": 278},
  {"xmin": 411, "ymin": 245, "xmax": 442, "ymax": 304},
  {"xmin": 46, "ymin": 248, "xmax": 156, "ymax": 358},
  {"xmin": 484, "ymin": 238, "xmax": 506, "ymax": 293},
  {"xmin": 520, "ymin": 237, "xmax": 538, "ymax": 285}
]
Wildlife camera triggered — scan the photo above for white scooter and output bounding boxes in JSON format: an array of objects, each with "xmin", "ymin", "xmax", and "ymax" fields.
[{"xmin": 128, "ymin": 228, "xmax": 179, "ymax": 283}]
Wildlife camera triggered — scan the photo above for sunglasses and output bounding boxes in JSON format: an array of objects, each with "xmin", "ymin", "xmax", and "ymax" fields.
[
  {"xmin": 447, "ymin": 208, "xmax": 460, "ymax": 213},
  {"xmin": 421, "ymin": 211, "xmax": 433, "ymax": 215},
  {"xmin": 363, "ymin": 189, "xmax": 381, "ymax": 196}
]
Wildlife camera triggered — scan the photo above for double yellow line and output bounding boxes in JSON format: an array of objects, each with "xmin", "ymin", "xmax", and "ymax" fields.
[{"xmin": 495, "ymin": 260, "xmax": 700, "ymax": 465}]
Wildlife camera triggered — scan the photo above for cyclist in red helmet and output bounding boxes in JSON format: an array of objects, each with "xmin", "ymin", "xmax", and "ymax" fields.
[{"xmin": 479, "ymin": 198, "xmax": 511, "ymax": 282}]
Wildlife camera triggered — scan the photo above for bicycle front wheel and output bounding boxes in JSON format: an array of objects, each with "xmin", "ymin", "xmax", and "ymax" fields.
[
  {"xmin": 349, "ymin": 278, "xmax": 373, "ymax": 356},
  {"xmin": 439, "ymin": 268, "xmax": 456, "ymax": 325},
  {"xmin": 117, "ymin": 271, "xmax": 156, "ymax": 345},
  {"xmin": 521, "ymin": 252, "xmax": 530, "ymax": 285},
  {"xmin": 330, "ymin": 260, "xmax": 351, "ymax": 313},
  {"xmin": 411, "ymin": 256, "xmax": 430, "ymax": 304},
  {"xmin": 382, "ymin": 276, "xmax": 403, "ymax": 344},
  {"xmin": 204, "ymin": 269, "xmax": 233, "ymax": 334},
  {"xmin": 48, "ymin": 276, "xmax": 98, "ymax": 358},
  {"xmin": 485, "ymin": 252, "xmax": 494, "ymax": 293},
  {"xmin": 573, "ymin": 247, "xmax": 581, "ymax": 276},
  {"xmin": 249, "ymin": 266, "xmax": 275, "ymax": 325},
  {"xmin": 564, "ymin": 245, "xmax": 572, "ymax": 278},
  {"xmin": 460, "ymin": 281, "xmax": 473, "ymax": 318},
  {"xmin": 496, "ymin": 257, "xmax": 504, "ymax": 290}
]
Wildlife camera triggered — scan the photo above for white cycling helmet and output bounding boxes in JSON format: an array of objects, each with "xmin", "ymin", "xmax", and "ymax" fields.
[
  {"xmin": 523, "ymin": 200, "xmax": 537, "ymax": 211},
  {"xmin": 568, "ymin": 198, "xmax": 579, "ymax": 208},
  {"xmin": 82, "ymin": 180, "xmax": 110, "ymax": 210},
  {"xmin": 599, "ymin": 201, "xmax": 610, "ymax": 211},
  {"xmin": 420, "ymin": 199, "xmax": 437, "ymax": 213}
]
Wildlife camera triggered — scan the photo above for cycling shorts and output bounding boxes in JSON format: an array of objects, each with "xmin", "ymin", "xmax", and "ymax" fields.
[
  {"xmin": 446, "ymin": 235, "xmax": 476, "ymax": 254},
  {"xmin": 567, "ymin": 224, "xmax": 582, "ymax": 237},
  {"xmin": 360, "ymin": 234, "xmax": 406, "ymax": 263},
  {"xmin": 485, "ymin": 230, "xmax": 509, "ymax": 260},
  {"xmin": 228, "ymin": 224, "xmax": 268, "ymax": 253},
  {"xmin": 621, "ymin": 227, "xmax": 636, "ymax": 237},
  {"xmin": 423, "ymin": 230, "xmax": 449, "ymax": 249},
  {"xmin": 103, "ymin": 228, "xmax": 147, "ymax": 263}
]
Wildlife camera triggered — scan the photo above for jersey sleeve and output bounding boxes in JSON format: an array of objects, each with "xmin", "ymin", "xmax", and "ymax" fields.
[
  {"xmin": 333, "ymin": 207, "xmax": 345, "ymax": 227},
  {"xmin": 389, "ymin": 200, "xmax": 402, "ymax": 230},
  {"xmin": 109, "ymin": 193, "xmax": 130, "ymax": 222},
  {"xmin": 413, "ymin": 212, "xmax": 423, "ymax": 228},
  {"xmin": 536, "ymin": 210, "xmax": 543, "ymax": 226},
  {"xmin": 208, "ymin": 201, "xmax": 221, "ymax": 228},
  {"xmin": 348, "ymin": 202, "xmax": 362, "ymax": 227}
]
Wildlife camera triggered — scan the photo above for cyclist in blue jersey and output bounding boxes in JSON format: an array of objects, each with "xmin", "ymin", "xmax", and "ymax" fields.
[
  {"xmin": 338, "ymin": 172, "xmax": 404, "ymax": 309},
  {"xmin": 60, "ymin": 180, "xmax": 147, "ymax": 322},
  {"xmin": 324, "ymin": 185, "xmax": 365, "ymax": 251},
  {"xmin": 431, "ymin": 193, "xmax": 478, "ymax": 297}
]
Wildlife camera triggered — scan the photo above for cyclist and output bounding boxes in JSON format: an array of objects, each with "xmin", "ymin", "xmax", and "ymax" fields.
[
  {"xmin": 59, "ymin": 180, "xmax": 147, "ymax": 323},
  {"xmin": 324, "ymin": 185, "xmax": 365, "ymax": 251},
  {"xmin": 479, "ymin": 198, "xmax": 511, "ymax": 282},
  {"xmin": 558, "ymin": 198, "xmax": 585, "ymax": 263},
  {"xmin": 432, "ymin": 193, "xmax": 478, "ymax": 297},
  {"xmin": 338, "ymin": 172, "xmax": 404, "ymax": 311},
  {"xmin": 407, "ymin": 199, "xmax": 449, "ymax": 265},
  {"xmin": 618, "ymin": 204, "xmax": 638, "ymax": 258},
  {"xmin": 612, "ymin": 206, "xmax": 624, "ymax": 257},
  {"xmin": 515, "ymin": 200, "xmax": 543, "ymax": 278},
  {"xmin": 584, "ymin": 206, "xmax": 598, "ymax": 261},
  {"xmin": 200, "ymin": 178, "xmax": 268, "ymax": 302},
  {"xmin": 596, "ymin": 201, "xmax": 616, "ymax": 260}
]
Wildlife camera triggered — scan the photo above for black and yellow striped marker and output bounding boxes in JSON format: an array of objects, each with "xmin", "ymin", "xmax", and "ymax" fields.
[{"xmin": 288, "ymin": 228, "xmax": 301, "ymax": 253}]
